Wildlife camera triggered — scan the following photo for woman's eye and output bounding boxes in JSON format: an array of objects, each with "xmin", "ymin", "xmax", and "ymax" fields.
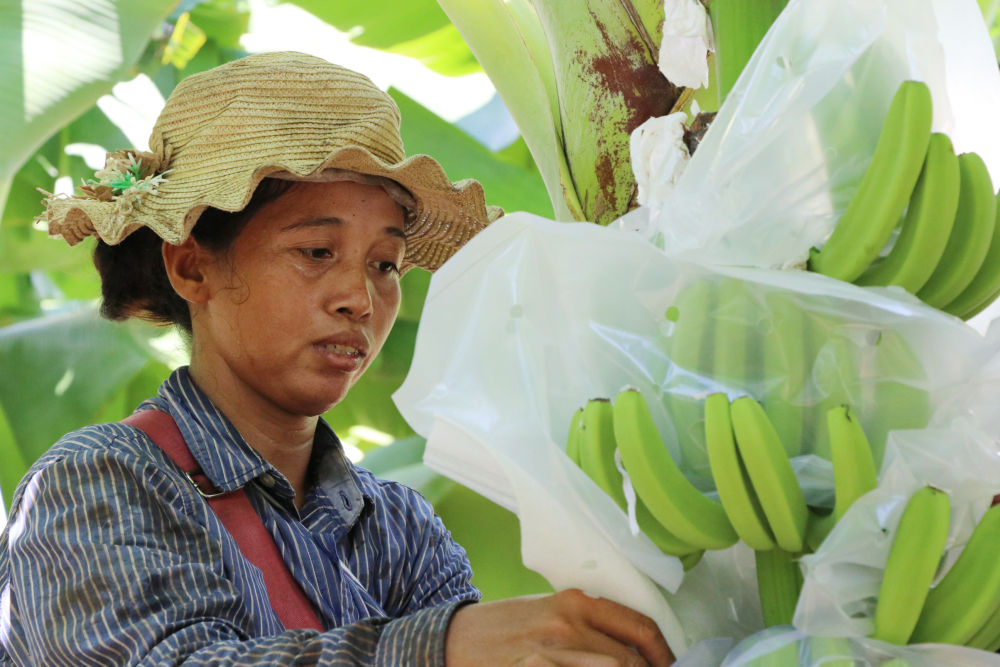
[
  {"xmin": 299, "ymin": 248, "xmax": 332, "ymax": 260},
  {"xmin": 376, "ymin": 260, "xmax": 400, "ymax": 276}
]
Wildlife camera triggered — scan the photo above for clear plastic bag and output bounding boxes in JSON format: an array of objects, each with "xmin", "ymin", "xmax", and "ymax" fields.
[
  {"xmin": 394, "ymin": 212, "xmax": 997, "ymax": 654},
  {"xmin": 394, "ymin": 0, "xmax": 1000, "ymax": 659},
  {"xmin": 627, "ymin": 0, "xmax": 1000, "ymax": 270}
]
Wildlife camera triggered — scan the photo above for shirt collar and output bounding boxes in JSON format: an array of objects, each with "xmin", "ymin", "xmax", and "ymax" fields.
[{"xmin": 143, "ymin": 367, "xmax": 367, "ymax": 527}]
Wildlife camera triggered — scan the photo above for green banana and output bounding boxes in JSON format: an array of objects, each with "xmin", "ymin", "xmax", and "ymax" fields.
[
  {"xmin": 808, "ymin": 80, "xmax": 933, "ymax": 282},
  {"xmin": 565, "ymin": 405, "xmax": 585, "ymax": 465},
  {"xmin": 916, "ymin": 151, "xmax": 998, "ymax": 308},
  {"xmin": 730, "ymin": 396, "xmax": 809, "ymax": 553},
  {"xmin": 755, "ymin": 548, "xmax": 803, "ymax": 627},
  {"xmin": 854, "ymin": 132, "xmax": 961, "ymax": 293},
  {"xmin": 827, "ymin": 405, "xmax": 879, "ymax": 520},
  {"xmin": 869, "ymin": 329, "xmax": 931, "ymax": 469},
  {"xmin": 578, "ymin": 399, "xmax": 620, "ymax": 499},
  {"xmin": 705, "ymin": 392, "xmax": 776, "ymax": 550},
  {"xmin": 612, "ymin": 388, "xmax": 738, "ymax": 550},
  {"xmin": 712, "ymin": 278, "xmax": 751, "ymax": 394},
  {"xmin": 872, "ymin": 486, "xmax": 951, "ymax": 645},
  {"xmin": 665, "ymin": 280, "xmax": 714, "ymax": 480},
  {"xmin": 808, "ymin": 331, "xmax": 859, "ymax": 462},
  {"xmin": 806, "ymin": 404, "xmax": 879, "ymax": 550},
  {"xmin": 910, "ymin": 502, "xmax": 1000, "ymax": 645},
  {"xmin": 680, "ymin": 549, "xmax": 704, "ymax": 572},
  {"xmin": 965, "ymin": 593, "xmax": 1000, "ymax": 652},
  {"xmin": 761, "ymin": 293, "xmax": 808, "ymax": 458},
  {"xmin": 944, "ymin": 190, "xmax": 1000, "ymax": 319},
  {"xmin": 575, "ymin": 398, "xmax": 701, "ymax": 558}
]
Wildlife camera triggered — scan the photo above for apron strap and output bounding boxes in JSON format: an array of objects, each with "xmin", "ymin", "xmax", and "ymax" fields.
[{"xmin": 123, "ymin": 409, "xmax": 325, "ymax": 632}]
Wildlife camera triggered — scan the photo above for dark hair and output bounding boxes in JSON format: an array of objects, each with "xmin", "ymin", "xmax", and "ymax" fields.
[{"xmin": 92, "ymin": 178, "xmax": 296, "ymax": 334}]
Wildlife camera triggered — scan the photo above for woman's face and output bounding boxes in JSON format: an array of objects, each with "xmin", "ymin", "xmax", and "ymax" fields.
[{"xmin": 194, "ymin": 180, "xmax": 406, "ymax": 417}]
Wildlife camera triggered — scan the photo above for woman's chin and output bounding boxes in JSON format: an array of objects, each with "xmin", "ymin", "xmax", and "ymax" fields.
[{"xmin": 285, "ymin": 385, "xmax": 350, "ymax": 418}]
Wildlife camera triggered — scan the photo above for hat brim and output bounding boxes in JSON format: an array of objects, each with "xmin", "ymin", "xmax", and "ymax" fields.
[{"xmin": 44, "ymin": 144, "xmax": 502, "ymax": 273}]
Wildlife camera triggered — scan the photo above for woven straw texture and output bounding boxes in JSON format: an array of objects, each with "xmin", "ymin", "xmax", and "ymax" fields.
[{"xmin": 41, "ymin": 51, "xmax": 501, "ymax": 272}]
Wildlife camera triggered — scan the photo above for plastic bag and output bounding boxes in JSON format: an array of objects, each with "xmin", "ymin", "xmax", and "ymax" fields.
[
  {"xmin": 394, "ymin": 212, "xmax": 997, "ymax": 654},
  {"xmin": 394, "ymin": 0, "xmax": 1000, "ymax": 659},
  {"xmin": 625, "ymin": 0, "xmax": 1000, "ymax": 270}
]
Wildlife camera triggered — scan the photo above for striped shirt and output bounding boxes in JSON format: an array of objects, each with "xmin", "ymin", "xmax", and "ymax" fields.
[{"xmin": 0, "ymin": 367, "xmax": 480, "ymax": 665}]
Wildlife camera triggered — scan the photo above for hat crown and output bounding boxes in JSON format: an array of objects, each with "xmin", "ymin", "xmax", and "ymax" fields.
[
  {"xmin": 149, "ymin": 52, "xmax": 405, "ymax": 168},
  {"xmin": 40, "ymin": 51, "xmax": 498, "ymax": 274}
]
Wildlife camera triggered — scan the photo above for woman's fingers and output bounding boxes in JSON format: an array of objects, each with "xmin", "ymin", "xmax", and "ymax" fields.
[
  {"xmin": 445, "ymin": 589, "xmax": 675, "ymax": 666},
  {"xmin": 568, "ymin": 591, "xmax": 674, "ymax": 666},
  {"xmin": 517, "ymin": 648, "xmax": 642, "ymax": 667}
]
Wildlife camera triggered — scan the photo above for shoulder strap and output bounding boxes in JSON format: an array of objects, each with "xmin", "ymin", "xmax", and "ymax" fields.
[{"xmin": 123, "ymin": 409, "xmax": 325, "ymax": 632}]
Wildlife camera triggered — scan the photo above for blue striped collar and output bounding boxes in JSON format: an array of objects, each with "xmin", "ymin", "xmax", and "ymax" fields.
[{"xmin": 142, "ymin": 367, "xmax": 366, "ymax": 524}]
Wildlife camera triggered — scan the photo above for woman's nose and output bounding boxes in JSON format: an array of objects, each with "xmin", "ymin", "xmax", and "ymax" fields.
[{"xmin": 328, "ymin": 266, "xmax": 374, "ymax": 321}]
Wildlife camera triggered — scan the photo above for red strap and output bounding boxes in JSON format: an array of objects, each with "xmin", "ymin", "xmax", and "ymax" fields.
[{"xmin": 124, "ymin": 410, "xmax": 324, "ymax": 632}]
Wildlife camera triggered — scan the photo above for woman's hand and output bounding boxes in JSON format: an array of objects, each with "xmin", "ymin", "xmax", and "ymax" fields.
[{"xmin": 444, "ymin": 589, "xmax": 675, "ymax": 666}]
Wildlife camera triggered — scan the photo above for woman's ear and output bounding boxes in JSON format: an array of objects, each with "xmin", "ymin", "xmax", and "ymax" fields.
[{"xmin": 162, "ymin": 237, "xmax": 211, "ymax": 304}]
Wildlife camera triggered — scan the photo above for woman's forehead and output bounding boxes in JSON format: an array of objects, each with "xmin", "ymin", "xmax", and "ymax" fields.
[{"xmin": 252, "ymin": 181, "xmax": 407, "ymax": 234}]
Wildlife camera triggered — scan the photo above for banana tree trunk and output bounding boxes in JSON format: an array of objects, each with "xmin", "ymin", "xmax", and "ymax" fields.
[
  {"xmin": 530, "ymin": 0, "xmax": 678, "ymax": 224},
  {"xmin": 440, "ymin": 0, "xmax": 788, "ymax": 226},
  {"xmin": 439, "ymin": 0, "xmax": 680, "ymax": 225}
]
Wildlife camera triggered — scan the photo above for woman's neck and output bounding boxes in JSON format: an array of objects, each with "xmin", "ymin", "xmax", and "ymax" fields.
[{"xmin": 188, "ymin": 353, "xmax": 317, "ymax": 510}]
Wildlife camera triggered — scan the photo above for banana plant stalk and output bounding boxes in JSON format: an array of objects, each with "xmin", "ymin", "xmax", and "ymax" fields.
[
  {"xmin": 438, "ymin": 0, "xmax": 677, "ymax": 225},
  {"xmin": 439, "ymin": 0, "xmax": 787, "ymax": 225},
  {"xmin": 706, "ymin": 0, "xmax": 789, "ymax": 104}
]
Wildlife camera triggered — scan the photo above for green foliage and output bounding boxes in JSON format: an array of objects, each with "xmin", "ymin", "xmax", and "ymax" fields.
[
  {"xmin": 278, "ymin": 0, "xmax": 480, "ymax": 76},
  {"xmin": 0, "ymin": 0, "xmax": 177, "ymax": 190},
  {"xmin": 363, "ymin": 437, "xmax": 552, "ymax": 600},
  {"xmin": 392, "ymin": 89, "xmax": 553, "ymax": 218}
]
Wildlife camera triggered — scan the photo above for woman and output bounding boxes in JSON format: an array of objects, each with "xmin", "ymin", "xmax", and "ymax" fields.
[{"xmin": 0, "ymin": 52, "xmax": 674, "ymax": 665}]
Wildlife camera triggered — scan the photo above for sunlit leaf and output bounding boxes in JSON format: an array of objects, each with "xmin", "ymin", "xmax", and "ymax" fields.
[
  {"xmin": 189, "ymin": 0, "xmax": 251, "ymax": 49},
  {"xmin": 436, "ymin": 483, "xmax": 552, "ymax": 601},
  {"xmin": 359, "ymin": 435, "xmax": 425, "ymax": 474},
  {"xmin": 278, "ymin": 0, "xmax": 479, "ymax": 76},
  {"xmin": 360, "ymin": 437, "xmax": 552, "ymax": 600},
  {"xmin": 0, "ymin": 306, "xmax": 163, "ymax": 465},
  {"xmin": 436, "ymin": 0, "xmax": 575, "ymax": 219},
  {"xmin": 0, "ymin": 0, "xmax": 178, "ymax": 189},
  {"xmin": 160, "ymin": 11, "xmax": 208, "ymax": 69},
  {"xmin": 391, "ymin": 89, "xmax": 552, "ymax": 217},
  {"xmin": 0, "ymin": 399, "xmax": 27, "ymax": 509}
]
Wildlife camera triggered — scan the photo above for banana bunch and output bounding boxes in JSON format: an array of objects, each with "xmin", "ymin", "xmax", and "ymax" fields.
[
  {"xmin": 806, "ymin": 79, "xmax": 1000, "ymax": 320},
  {"xmin": 665, "ymin": 279, "xmax": 930, "ymax": 470},
  {"xmin": 564, "ymin": 387, "xmax": 885, "ymax": 627},
  {"xmin": 871, "ymin": 487, "xmax": 1000, "ymax": 651}
]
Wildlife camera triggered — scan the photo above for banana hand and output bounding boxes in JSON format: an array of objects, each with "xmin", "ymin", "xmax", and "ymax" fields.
[
  {"xmin": 731, "ymin": 396, "xmax": 809, "ymax": 553},
  {"xmin": 705, "ymin": 392, "xmax": 776, "ymax": 550},
  {"xmin": 872, "ymin": 485, "xmax": 950, "ymax": 645},
  {"xmin": 910, "ymin": 502, "xmax": 1000, "ymax": 645},
  {"xmin": 917, "ymin": 151, "xmax": 997, "ymax": 309},
  {"xmin": 613, "ymin": 388, "xmax": 738, "ymax": 551},
  {"xmin": 809, "ymin": 80, "xmax": 933, "ymax": 282},
  {"xmin": 854, "ymin": 132, "xmax": 961, "ymax": 293}
]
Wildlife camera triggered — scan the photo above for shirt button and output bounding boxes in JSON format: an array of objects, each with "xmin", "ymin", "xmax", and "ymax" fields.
[{"xmin": 259, "ymin": 473, "xmax": 277, "ymax": 488}]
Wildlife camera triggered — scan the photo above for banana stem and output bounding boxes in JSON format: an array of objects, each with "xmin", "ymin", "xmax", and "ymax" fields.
[{"xmin": 707, "ymin": 0, "xmax": 789, "ymax": 102}]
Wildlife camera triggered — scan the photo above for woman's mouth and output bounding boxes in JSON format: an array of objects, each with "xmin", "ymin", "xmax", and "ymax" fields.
[
  {"xmin": 315, "ymin": 341, "xmax": 366, "ymax": 371},
  {"xmin": 323, "ymin": 343, "xmax": 363, "ymax": 357}
]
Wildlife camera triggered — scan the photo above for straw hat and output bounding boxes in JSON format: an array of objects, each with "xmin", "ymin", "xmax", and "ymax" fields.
[{"xmin": 38, "ymin": 51, "xmax": 503, "ymax": 272}]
